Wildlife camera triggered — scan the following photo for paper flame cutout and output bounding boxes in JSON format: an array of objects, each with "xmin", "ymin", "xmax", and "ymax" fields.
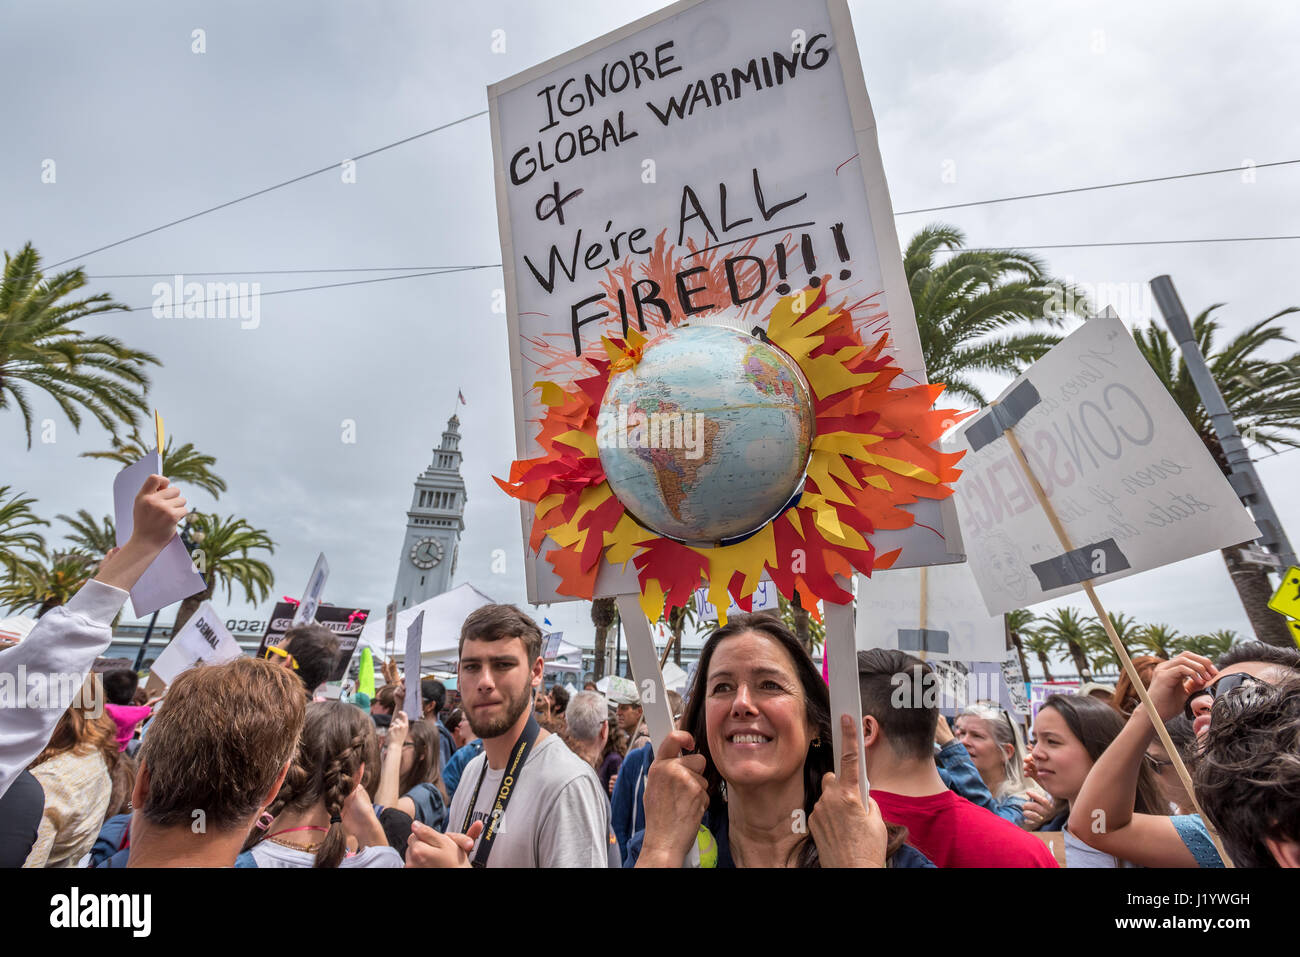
[{"xmin": 496, "ymin": 283, "xmax": 968, "ymax": 624}]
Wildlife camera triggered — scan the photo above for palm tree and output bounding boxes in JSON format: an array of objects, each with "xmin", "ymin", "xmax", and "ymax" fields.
[
  {"xmin": 170, "ymin": 513, "xmax": 274, "ymax": 633},
  {"xmin": 1134, "ymin": 304, "xmax": 1300, "ymax": 646},
  {"xmin": 1131, "ymin": 623, "xmax": 1180, "ymax": 660},
  {"xmin": 1005, "ymin": 608, "xmax": 1036, "ymax": 679},
  {"xmin": 1171, "ymin": 629, "xmax": 1239, "ymax": 660},
  {"xmin": 57, "ymin": 509, "xmax": 116, "ymax": 557},
  {"xmin": 591, "ymin": 597, "xmax": 617, "ymax": 680},
  {"xmin": 0, "ymin": 242, "xmax": 158, "ymax": 448},
  {"xmin": 82, "ymin": 430, "xmax": 227, "ymax": 499},
  {"xmin": 1021, "ymin": 631, "xmax": 1056, "ymax": 681},
  {"xmin": 0, "ymin": 551, "xmax": 97, "ymax": 617},
  {"xmin": 1037, "ymin": 608, "xmax": 1093, "ymax": 680},
  {"xmin": 778, "ymin": 592, "xmax": 824, "ymax": 655},
  {"xmin": 905, "ymin": 224, "xmax": 1090, "ymax": 405},
  {"xmin": 0, "ymin": 486, "xmax": 48, "ymax": 580},
  {"xmin": 1084, "ymin": 611, "xmax": 1143, "ymax": 674},
  {"xmin": 658, "ymin": 601, "xmax": 698, "ymax": 666}
]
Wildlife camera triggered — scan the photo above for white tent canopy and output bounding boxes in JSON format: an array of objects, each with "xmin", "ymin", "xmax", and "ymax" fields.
[
  {"xmin": 356, "ymin": 582, "xmax": 498, "ymax": 672},
  {"xmin": 0, "ymin": 615, "xmax": 37, "ymax": 644}
]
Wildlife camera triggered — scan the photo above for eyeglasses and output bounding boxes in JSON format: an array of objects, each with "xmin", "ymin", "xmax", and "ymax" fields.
[
  {"xmin": 263, "ymin": 644, "xmax": 299, "ymax": 670},
  {"xmin": 1183, "ymin": 672, "xmax": 1261, "ymax": 720}
]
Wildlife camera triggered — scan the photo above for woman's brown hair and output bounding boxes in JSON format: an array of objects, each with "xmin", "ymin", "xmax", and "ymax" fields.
[
  {"xmin": 401, "ymin": 719, "xmax": 448, "ymax": 805},
  {"xmin": 31, "ymin": 676, "xmax": 119, "ymax": 778},
  {"xmin": 257, "ymin": 701, "xmax": 377, "ymax": 868}
]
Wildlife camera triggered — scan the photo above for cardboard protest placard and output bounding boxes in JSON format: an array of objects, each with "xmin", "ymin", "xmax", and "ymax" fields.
[
  {"xmin": 150, "ymin": 601, "xmax": 242, "ymax": 685},
  {"xmin": 1002, "ymin": 648, "xmax": 1031, "ymax": 716},
  {"xmin": 292, "ymin": 553, "xmax": 330, "ymax": 625},
  {"xmin": 855, "ymin": 562, "xmax": 1007, "ymax": 662},
  {"xmin": 1030, "ymin": 681, "xmax": 1079, "ymax": 722},
  {"xmin": 256, "ymin": 601, "xmax": 369, "ymax": 683},
  {"xmin": 489, "ymin": 0, "xmax": 962, "ymax": 605},
  {"xmin": 112, "ymin": 453, "xmax": 207, "ymax": 618},
  {"xmin": 542, "ymin": 632, "xmax": 565, "ymax": 660},
  {"xmin": 403, "ymin": 611, "xmax": 426, "ymax": 718},
  {"xmin": 693, "ymin": 578, "xmax": 777, "ymax": 621},
  {"xmin": 947, "ymin": 316, "xmax": 1261, "ymax": 616}
]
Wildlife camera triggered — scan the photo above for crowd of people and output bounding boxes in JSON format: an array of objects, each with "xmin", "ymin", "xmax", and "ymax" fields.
[{"xmin": 2, "ymin": 474, "xmax": 1299, "ymax": 869}]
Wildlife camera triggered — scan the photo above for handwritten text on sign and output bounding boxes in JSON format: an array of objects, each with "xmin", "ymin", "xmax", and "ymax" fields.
[{"xmin": 947, "ymin": 316, "xmax": 1260, "ymax": 615}]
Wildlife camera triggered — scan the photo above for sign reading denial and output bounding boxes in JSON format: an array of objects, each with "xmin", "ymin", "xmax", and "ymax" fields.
[
  {"xmin": 489, "ymin": 0, "xmax": 960, "ymax": 603},
  {"xmin": 948, "ymin": 317, "xmax": 1260, "ymax": 615}
]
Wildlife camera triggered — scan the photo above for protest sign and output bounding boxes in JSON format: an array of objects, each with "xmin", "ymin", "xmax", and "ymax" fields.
[
  {"xmin": 150, "ymin": 601, "xmax": 242, "ymax": 685},
  {"xmin": 113, "ymin": 453, "xmax": 206, "ymax": 618},
  {"xmin": 1030, "ymin": 681, "xmax": 1079, "ymax": 722},
  {"xmin": 1002, "ymin": 649, "xmax": 1031, "ymax": 716},
  {"xmin": 948, "ymin": 316, "xmax": 1261, "ymax": 616},
  {"xmin": 855, "ymin": 562, "xmax": 1006, "ymax": 662},
  {"xmin": 256, "ymin": 601, "xmax": 369, "ymax": 682},
  {"xmin": 693, "ymin": 578, "xmax": 777, "ymax": 621},
  {"xmin": 292, "ymin": 552, "xmax": 330, "ymax": 625},
  {"xmin": 489, "ymin": 0, "xmax": 961, "ymax": 606},
  {"xmin": 403, "ymin": 611, "xmax": 426, "ymax": 718},
  {"xmin": 542, "ymin": 632, "xmax": 565, "ymax": 660}
]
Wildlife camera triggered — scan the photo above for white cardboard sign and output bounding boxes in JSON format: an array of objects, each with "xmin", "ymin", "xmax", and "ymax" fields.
[
  {"xmin": 292, "ymin": 552, "xmax": 329, "ymax": 625},
  {"xmin": 112, "ymin": 453, "xmax": 207, "ymax": 619},
  {"xmin": 150, "ymin": 601, "xmax": 242, "ymax": 685},
  {"xmin": 403, "ymin": 611, "xmax": 426, "ymax": 718},
  {"xmin": 854, "ymin": 562, "xmax": 1007, "ymax": 662},
  {"xmin": 693, "ymin": 578, "xmax": 778, "ymax": 620},
  {"xmin": 947, "ymin": 316, "xmax": 1260, "ymax": 615},
  {"xmin": 488, "ymin": 0, "xmax": 961, "ymax": 603}
]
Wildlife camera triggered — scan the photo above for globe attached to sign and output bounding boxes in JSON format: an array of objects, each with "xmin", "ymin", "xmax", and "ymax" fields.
[{"xmin": 597, "ymin": 324, "xmax": 815, "ymax": 545}]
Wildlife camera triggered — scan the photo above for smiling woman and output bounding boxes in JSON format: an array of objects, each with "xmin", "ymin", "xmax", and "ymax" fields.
[{"xmin": 628, "ymin": 614, "xmax": 933, "ymax": 869}]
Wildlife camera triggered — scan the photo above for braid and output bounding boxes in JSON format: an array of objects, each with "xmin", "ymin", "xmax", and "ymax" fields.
[{"xmin": 314, "ymin": 729, "xmax": 367, "ymax": 868}]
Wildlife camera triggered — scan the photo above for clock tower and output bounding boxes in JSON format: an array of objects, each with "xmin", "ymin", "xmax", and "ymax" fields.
[{"xmin": 393, "ymin": 415, "xmax": 466, "ymax": 610}]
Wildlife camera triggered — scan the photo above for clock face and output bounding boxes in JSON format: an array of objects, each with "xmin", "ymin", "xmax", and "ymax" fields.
[{"xmin": 409, "ymin": 536, "xmax": 444, "ymax": 570}]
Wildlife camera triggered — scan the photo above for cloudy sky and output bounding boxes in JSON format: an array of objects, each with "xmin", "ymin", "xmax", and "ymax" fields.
[{"xmin": 4, "ymin": 0, "xmax": 1298, "ymax": 675}]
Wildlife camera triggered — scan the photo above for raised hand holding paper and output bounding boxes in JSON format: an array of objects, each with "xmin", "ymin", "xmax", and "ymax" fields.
[
  {"xmin": 112, "ymin": 453, "xmax": 206, "ymax": 618},
  {"xmin": 404, "ymin": 610, "xmax": 426, "ymax": 718}
]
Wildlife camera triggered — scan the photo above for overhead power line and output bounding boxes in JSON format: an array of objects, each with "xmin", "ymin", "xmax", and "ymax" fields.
[
  {"xmin": 893, "ymin": 158, "xmax": 1300, "ymax": 215},
  {"xmin": 49, "ymin": 110, "xmax": 489, "ymax": 269},
  {"xmin": 122, "ymin": 263, "xmax": 497, "ymax": 312},
  {"xmin": 955, "ymin": 235, "xmax": 1300, "ymax": 252}
]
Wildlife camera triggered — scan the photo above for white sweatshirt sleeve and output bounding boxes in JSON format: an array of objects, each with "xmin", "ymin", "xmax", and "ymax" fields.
[{"xmin": 0, "ymin": 579, "xmax": 129, "ymax": 800}]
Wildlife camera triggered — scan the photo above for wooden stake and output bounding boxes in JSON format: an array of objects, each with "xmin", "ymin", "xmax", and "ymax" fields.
[
  {"xmin": 1001, "ymin": 423, "xmax": 1233, "ymax": 867},
  {"xmin": 918, "ymin": 565, "xmax": 929, "ymax": 663}
]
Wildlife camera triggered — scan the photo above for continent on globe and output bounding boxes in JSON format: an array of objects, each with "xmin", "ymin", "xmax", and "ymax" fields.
[{"xmin": 596, "ymin": 324, "xmax": 815, "ymax": 545}]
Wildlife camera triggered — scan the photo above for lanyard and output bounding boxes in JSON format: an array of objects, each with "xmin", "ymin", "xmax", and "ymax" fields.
[{"xmin": 460, "ymin": 714, "xmax": 540, "ymax": 868}]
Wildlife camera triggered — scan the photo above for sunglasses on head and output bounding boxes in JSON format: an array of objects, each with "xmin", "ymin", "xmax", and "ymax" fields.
[
  {"xmin": 263, "ymin": 644, "xmax": 299, "ymax": 670},
  {"xmin": 1183, "ymin": 672, "xmax": 1261, "ymax": 720}
]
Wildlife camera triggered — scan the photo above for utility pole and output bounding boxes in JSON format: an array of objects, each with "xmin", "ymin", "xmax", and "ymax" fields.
[{"xmin": 1150, "ymin": 276, "xmax": 1297, "ymax": 646}]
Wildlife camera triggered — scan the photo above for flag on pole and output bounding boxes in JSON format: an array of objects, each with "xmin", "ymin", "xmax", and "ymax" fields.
[
  {"xmin": 457, "ymin": 390, "xmax": 466, "ymax": 405},
  {"xmin": 544, "ymin": 617, "xmax": 553, "ymax": 627}
]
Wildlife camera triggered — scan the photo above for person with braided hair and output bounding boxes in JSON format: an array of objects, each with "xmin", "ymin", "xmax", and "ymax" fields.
[{"xmin": 247, "ymin": 701, "xmax": 401, "ymax": 868}]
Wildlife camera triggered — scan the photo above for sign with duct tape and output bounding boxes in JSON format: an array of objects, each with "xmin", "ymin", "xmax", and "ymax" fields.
[
  {"xmin": 946, "ymin": 317, "xmax": 1261, "ymax": 615},
  {"xmin": 855, "ymin": 561, "xmax": 1007, "ymax": 662}
]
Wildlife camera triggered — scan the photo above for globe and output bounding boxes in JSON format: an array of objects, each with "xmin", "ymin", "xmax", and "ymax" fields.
[{"xmin": 596, "ymin": 323, "xmax": 815, "ymax": 545}]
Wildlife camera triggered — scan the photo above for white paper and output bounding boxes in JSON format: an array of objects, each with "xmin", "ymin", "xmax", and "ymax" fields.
[
  {"xmin": 292, "ymin": 552, "xmax": 329, "ymax": 625},
  {"xmin": 150, "ymin": 601, "xmax": 242, "ymax": 685},
  {"xmin": 1001, "ymin": 649, "xmax": 1031, "ymax": 716},
  {"xmin": 403, "ymin": 611, "xmax": 425, "ymax": 718},
  {"xmin": 489, "ymin": 0, "xmax": 961, "ymax": 603},
  {"xmin": 948, "ymin": 317, "xmax": 1261, "ymax": 615},
  {"xmin": 854, "ymin": 562, "xmax": 1006, "ymax": 662},
  {"xmin": 693, "ymin": 578, "xmax": 778, "ymax": 620},
  {"xmin": 113, "ymin": 453, "xmax": 207, "ymax": 619}
]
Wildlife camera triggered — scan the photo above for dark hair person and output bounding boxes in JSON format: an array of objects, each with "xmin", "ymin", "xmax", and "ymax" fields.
[
  {"xmin": 1072, "ymin": 646, "xmax": 1300, "ymax": 868},
  {"xmin": 245, "ymin": 700, "xmax": 399, "ymax": 868},
  {"xmin": 375, "ymin": 711, "xmax": 449, "ymax": 834},
  {"xmin": 270, "ymin": 624, "xmax": 341, "ymax": 698},
  {"xmin": 1194, "ymin": 678, "xmax": 1300, "ymax": 867},
  {"xmin": 630, "ymin": 614, "xmax": 917, "ymax": 868}
]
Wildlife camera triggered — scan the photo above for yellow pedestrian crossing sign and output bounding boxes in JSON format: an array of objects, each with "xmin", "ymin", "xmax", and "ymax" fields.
[{"xmin": 1269, "ymin": 566, "xmax": 1300, "ymax": 620}]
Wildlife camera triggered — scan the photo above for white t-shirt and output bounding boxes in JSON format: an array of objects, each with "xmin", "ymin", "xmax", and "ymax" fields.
[
  {"xmin": 447, "ymin": 733, "xmax": 619, "ymax": 867},
  {"xmin": 250, "ymin": 841, "xmax": 403, "ymax": 868}
]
